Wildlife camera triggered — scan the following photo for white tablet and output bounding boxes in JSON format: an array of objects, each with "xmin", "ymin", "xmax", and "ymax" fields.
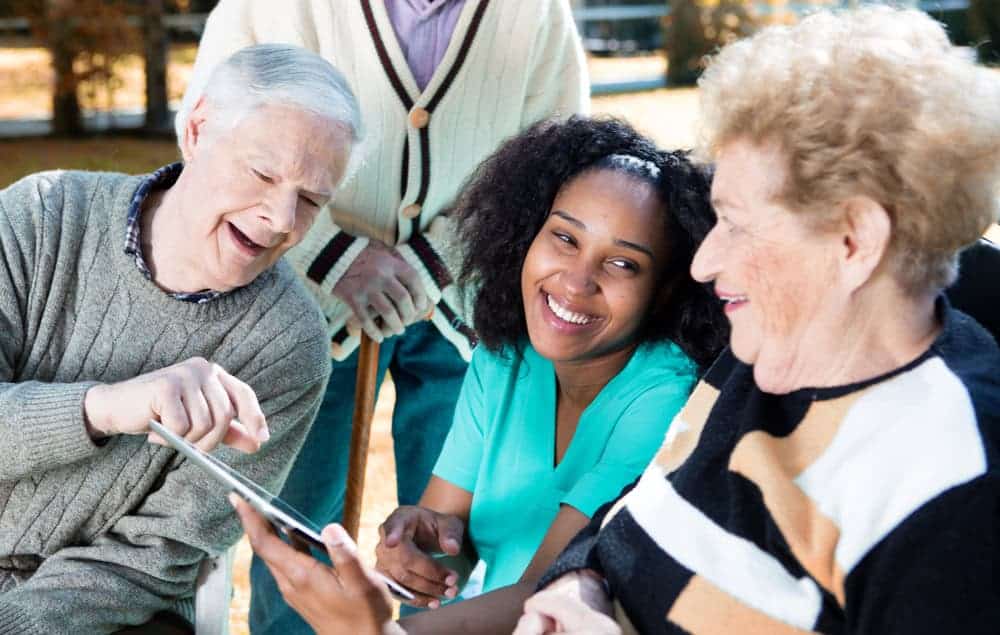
[{"xmin": 147, "ymin": 420, "xmax": 414, "ymax": 600}]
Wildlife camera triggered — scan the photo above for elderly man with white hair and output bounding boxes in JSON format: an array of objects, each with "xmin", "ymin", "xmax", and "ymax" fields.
[{"xmin": 0, "ymin": 43, "xmax": 359, "ymax": 633}]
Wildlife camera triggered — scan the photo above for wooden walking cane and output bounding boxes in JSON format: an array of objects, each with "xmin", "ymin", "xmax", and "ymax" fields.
[{"xmin": 343, "ymin": 332, "xmax": 381, "ymax": 541}]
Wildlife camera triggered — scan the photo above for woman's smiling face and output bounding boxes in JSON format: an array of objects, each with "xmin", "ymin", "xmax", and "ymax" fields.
[{"xmin": 520, "ymin": 168, "xmax": 670, "ymax": 364}]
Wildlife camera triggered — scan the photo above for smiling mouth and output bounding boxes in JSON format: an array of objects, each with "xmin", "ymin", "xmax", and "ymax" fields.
[
  {"xmin": 545, "ymin": 293, "xmax": 598, "ymax": 325},
  {"xmin": 228, "ymin": 222, "xmax": 265, "ymax": 253},
  {"xmin": 720, "ymin": 294, "xmax": 749, "ymax": 312}
]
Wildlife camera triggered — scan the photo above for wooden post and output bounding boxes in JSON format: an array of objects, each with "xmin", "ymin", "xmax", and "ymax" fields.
[{"xmin": 342, "ymin": 333, "xmax": 381, "ymax": 541}]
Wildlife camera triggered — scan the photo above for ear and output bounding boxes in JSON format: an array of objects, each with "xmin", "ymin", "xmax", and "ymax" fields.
[
  {"xmin": 839, "ymin": 196, "xmax": 892, "ymax": 291},
  {"xmin": 180, "ymin": 96, "xmax": 210, "ymax": 163}
]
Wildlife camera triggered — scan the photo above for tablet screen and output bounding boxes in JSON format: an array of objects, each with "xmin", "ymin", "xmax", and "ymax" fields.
[{"xmin": 146, "ymin": 420, "xmax": 414, "ymax": 600}]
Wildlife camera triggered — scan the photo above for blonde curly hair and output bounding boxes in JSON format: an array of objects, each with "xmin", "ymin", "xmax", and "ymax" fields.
[{"xmin": 697, "ymin": 6, "xmax": 1000, "ymax": 294}]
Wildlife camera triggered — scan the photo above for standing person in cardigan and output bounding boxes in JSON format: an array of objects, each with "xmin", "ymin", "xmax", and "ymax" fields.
[
  {"xmin": 0, "ymin": 44, "xmax": 360, "ymax": 633},
  {"xmin": 176, "ymin": 2, "xmax": 589, "ymax": 632}
]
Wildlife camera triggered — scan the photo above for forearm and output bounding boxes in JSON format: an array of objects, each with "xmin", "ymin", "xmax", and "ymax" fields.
[
  {"xmin": 520, "ymin": 0, "xmax": 590, "ymax": 126},
  {"xmin": 399, "ymin": 580, "xmax": 535, "ymax": 635},
  {"xmin": 0, "ymin": 554, "xmax": 191, "ymax": 633},
  {"xmin": 0, "ymin": 379, "xmax": 103, "ymax": 480}
]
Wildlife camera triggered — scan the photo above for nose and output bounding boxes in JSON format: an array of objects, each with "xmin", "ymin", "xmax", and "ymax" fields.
[
  {"xmin": 561, "ymin": 259, "xmax": 598, "ymax": 297},
  {"xmin": 262, "ymin": 189, "xmax": 297, "ymax": 234},
  {"xmin": 690, "ymin": 223, "xmax": 722, "ymax": 283}
]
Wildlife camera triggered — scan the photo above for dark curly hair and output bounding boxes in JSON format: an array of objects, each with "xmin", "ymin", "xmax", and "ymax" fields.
[{"xmin": 454, "ymin": 116, "xmax": 729, "ymax": 370}]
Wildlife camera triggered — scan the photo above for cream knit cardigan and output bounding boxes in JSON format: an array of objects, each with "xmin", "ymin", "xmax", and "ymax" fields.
[{"xmin": 178, "ymin": 0, "xmax": 590, "ymax": 360}]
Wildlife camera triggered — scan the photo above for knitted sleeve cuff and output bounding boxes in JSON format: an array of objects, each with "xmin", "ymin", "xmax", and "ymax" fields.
[
  {"xmin": 536, "ymin": 531, "xmax": 605, "ymax": 591},
  {"xmin": 300, "ymin": 231, "xmax": 370, "ymax": 299},
  {"xmin": 536, "ymin": 495, "xmax": 624, "ymax": 591},
  {"xmin": 16, "ymin": 381, "xmax": 104, "ymax": 472},
  {"xmin": 396, "ymin": 235, "xmax": 450, "ymax": 305},
  {"xmin": 0, "ymin": 597, "xmax": 42, "ymax": 634}
]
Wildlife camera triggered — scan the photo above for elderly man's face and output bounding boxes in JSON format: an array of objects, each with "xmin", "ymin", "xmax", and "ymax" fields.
[
  {"xmin": 181, "ymin": 103, "xmax": 351, "ymax": 291},
  {"xmin": 691, "ymin": 139, "xmax": 845, "ymax": 393}
]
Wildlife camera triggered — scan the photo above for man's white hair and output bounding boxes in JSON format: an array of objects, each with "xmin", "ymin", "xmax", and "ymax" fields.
[{"xmin": 176, "ymin": 43, "xmax": 364, "ymax": 175}]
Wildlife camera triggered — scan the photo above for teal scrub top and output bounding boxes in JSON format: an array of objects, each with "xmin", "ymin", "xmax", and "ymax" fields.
[{"xmin": 432, "ymin": 340, "xmax": 697, "ymax": 593}]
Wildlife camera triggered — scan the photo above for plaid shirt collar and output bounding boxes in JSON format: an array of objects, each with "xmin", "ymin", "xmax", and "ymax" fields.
[{"xmin": 124, "ymin": 162, "xmax": 224, "ymax": 304}]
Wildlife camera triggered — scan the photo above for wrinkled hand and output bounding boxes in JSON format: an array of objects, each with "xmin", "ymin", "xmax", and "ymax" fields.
[
  {"xmin": 375, "ymin": 505, "xmax": 464, "ymax": 608},
  {"xmin": 83, "ymin": 357, "xmax": 268, "ymax": 453},
  {"xmin": 513, "ymin": 571, "xmax": 619, "ymax": 635},
  {"xmin": 232, "ymin": 495, "xmax": 404, "ymax": 635},
  {"xmin": 333, "ymin": 241, "xmax": 430, "ymax": 342}
]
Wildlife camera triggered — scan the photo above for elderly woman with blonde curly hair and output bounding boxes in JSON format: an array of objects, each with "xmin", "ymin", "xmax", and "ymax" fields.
[{"xmin": 513, "ymin": 7, "xmax": 1000, "ymax": 635}]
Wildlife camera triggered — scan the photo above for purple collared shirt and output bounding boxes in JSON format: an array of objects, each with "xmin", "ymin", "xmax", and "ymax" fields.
[{"xmin": 385, "ymin": 0, "xmax": 467, "ymax": 92}]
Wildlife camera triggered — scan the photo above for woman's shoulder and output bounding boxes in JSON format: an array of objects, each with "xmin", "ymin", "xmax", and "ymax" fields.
[
  {"xmin": 591, "ymin": 341, "xmax": 700, "ymax": 415},
  {"xmin": 633, "ymin": 339, "xmax": 701, "ymax": 380}
]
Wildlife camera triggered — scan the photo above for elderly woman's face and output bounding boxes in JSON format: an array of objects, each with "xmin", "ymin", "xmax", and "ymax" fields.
[
  {"xmin": 181, "ymin": 104, "xmax": 352, "ymax": 291},
  {"xmin": 520, "ymin": 169, "xmax": 668, "ymax": 365},
  {"xmin": 691, "ymin": 140, "xmax": 844, "ymax": 393}
]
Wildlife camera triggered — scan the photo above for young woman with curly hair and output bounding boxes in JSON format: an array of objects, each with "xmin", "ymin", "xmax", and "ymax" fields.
[{"xmin": 233, "ymin": 116, "xmax": 728, "ymax": 635}]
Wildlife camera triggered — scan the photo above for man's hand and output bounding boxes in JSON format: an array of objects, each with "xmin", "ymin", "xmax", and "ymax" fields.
[
  {"xmin": 83, "ymin": 357, "xmax": 268, "ymax": 453},
  {"xmin": 375, "ymin": 505, "xmax": 465, "ymax": 608},
  {"xmin": 513, "ymin": 571, "xmax": 619, "ymax": 635},
  {"xmin": 333, "ymin": 241, "xmax": 430, "ymax": 342},
  {"xmin": 233, "ymin": 495, "xmax": 404, "ymax": 635}
]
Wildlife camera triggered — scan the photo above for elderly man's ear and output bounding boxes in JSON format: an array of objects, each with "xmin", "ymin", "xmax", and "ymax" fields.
[
  {"xmin": 180, "ymin": 96, "xmax": 212, "ymax": 163},
  {"xmin": 839, "ymin": 196, "xmax": 892, "ymax": 291}
]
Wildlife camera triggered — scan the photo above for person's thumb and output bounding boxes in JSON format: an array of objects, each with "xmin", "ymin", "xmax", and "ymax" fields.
[
  {"xmin": 436, "ymin": 514, "xmax": 464, "ymax": 556},
  {"xmin": 322, "ymin": 523, "xmax": 357, "ymax": 555}
]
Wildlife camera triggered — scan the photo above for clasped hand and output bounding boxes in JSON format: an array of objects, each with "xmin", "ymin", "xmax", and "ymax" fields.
[
  {"xmin": 333, "ymin": 241, "xmax": 430, "ymax": 342},
  {"xmin": 375, "ymin": 505, "xmax": 465, "ymax": 608},
  {"xmin": 83, "ymin": 357, "xmax": 268, "ymax": 453}
]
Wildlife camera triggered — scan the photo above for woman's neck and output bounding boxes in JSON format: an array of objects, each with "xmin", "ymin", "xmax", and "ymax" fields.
[
  {"xmin": 552, "ymin": 343, "xmax": 638, "ymax": 410},
  {"xmin": 758, "ymin": 278, "xmax": 942, "ymax": 394},
  {"xmin": 830, "ymin": 289, "xmax": 940, "ymax": 385}
]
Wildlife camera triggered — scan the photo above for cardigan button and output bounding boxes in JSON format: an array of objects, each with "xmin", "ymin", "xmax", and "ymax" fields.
[
  {"xmin": 402, "ymin": 203, "xmax": 422, "ymax": 219},
  {"xmin": 408, "ymin": 107, "xmax": 430, "ymax": 129}
]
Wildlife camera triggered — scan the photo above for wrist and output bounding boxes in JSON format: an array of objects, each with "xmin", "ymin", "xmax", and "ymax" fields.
[{"xmin": 83, "ymin": 384, "xmax": 112, "ymax": 439}]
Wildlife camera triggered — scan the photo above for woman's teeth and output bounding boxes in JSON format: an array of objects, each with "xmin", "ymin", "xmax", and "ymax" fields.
[
  {"xmin": 546, "ymin": 294, "xmax": 596, "ymax": 325},
  {"xmin": 723, "ymin": 295, "xmax": 749, "ymax": 305}
]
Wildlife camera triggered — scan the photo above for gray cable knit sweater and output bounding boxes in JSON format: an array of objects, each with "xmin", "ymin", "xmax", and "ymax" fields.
[{"xmin": 0, "ymin": 170, "xmax": 331, "ymax": 633}]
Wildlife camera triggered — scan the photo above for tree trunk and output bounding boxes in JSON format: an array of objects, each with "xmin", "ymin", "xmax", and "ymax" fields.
[
  {"xmin": 143, "ymin": 0, "xmax": 169, "ymax": 131},
  {"xmin": 47, "ymin": 0, "xmax": 83, "ymax": 136}
]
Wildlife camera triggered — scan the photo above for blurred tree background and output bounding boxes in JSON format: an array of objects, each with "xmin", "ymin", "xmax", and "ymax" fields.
[
  {"xmin": 1, "ymin": 0, "xmax": 197, "ymax": 135},
  {"xmin": 662, "ymin": 0, "xmax": 759, "ymax": 85},
  {"xmin": 0, "ymin": 0, "xmax": 989, "ymax": 138}
]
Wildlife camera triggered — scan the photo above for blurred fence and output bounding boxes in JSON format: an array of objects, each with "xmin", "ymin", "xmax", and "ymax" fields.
[
  {"xmin": 0, "ymin": 0, "xmax": 977, "ymax": 130},
  {"xmin": 579, "ymin": 0, "xmax": 971, "ymax": 94},
  {"xmin": 0, "ymin": 13, "xmax": 206, "ymax": 39}
]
